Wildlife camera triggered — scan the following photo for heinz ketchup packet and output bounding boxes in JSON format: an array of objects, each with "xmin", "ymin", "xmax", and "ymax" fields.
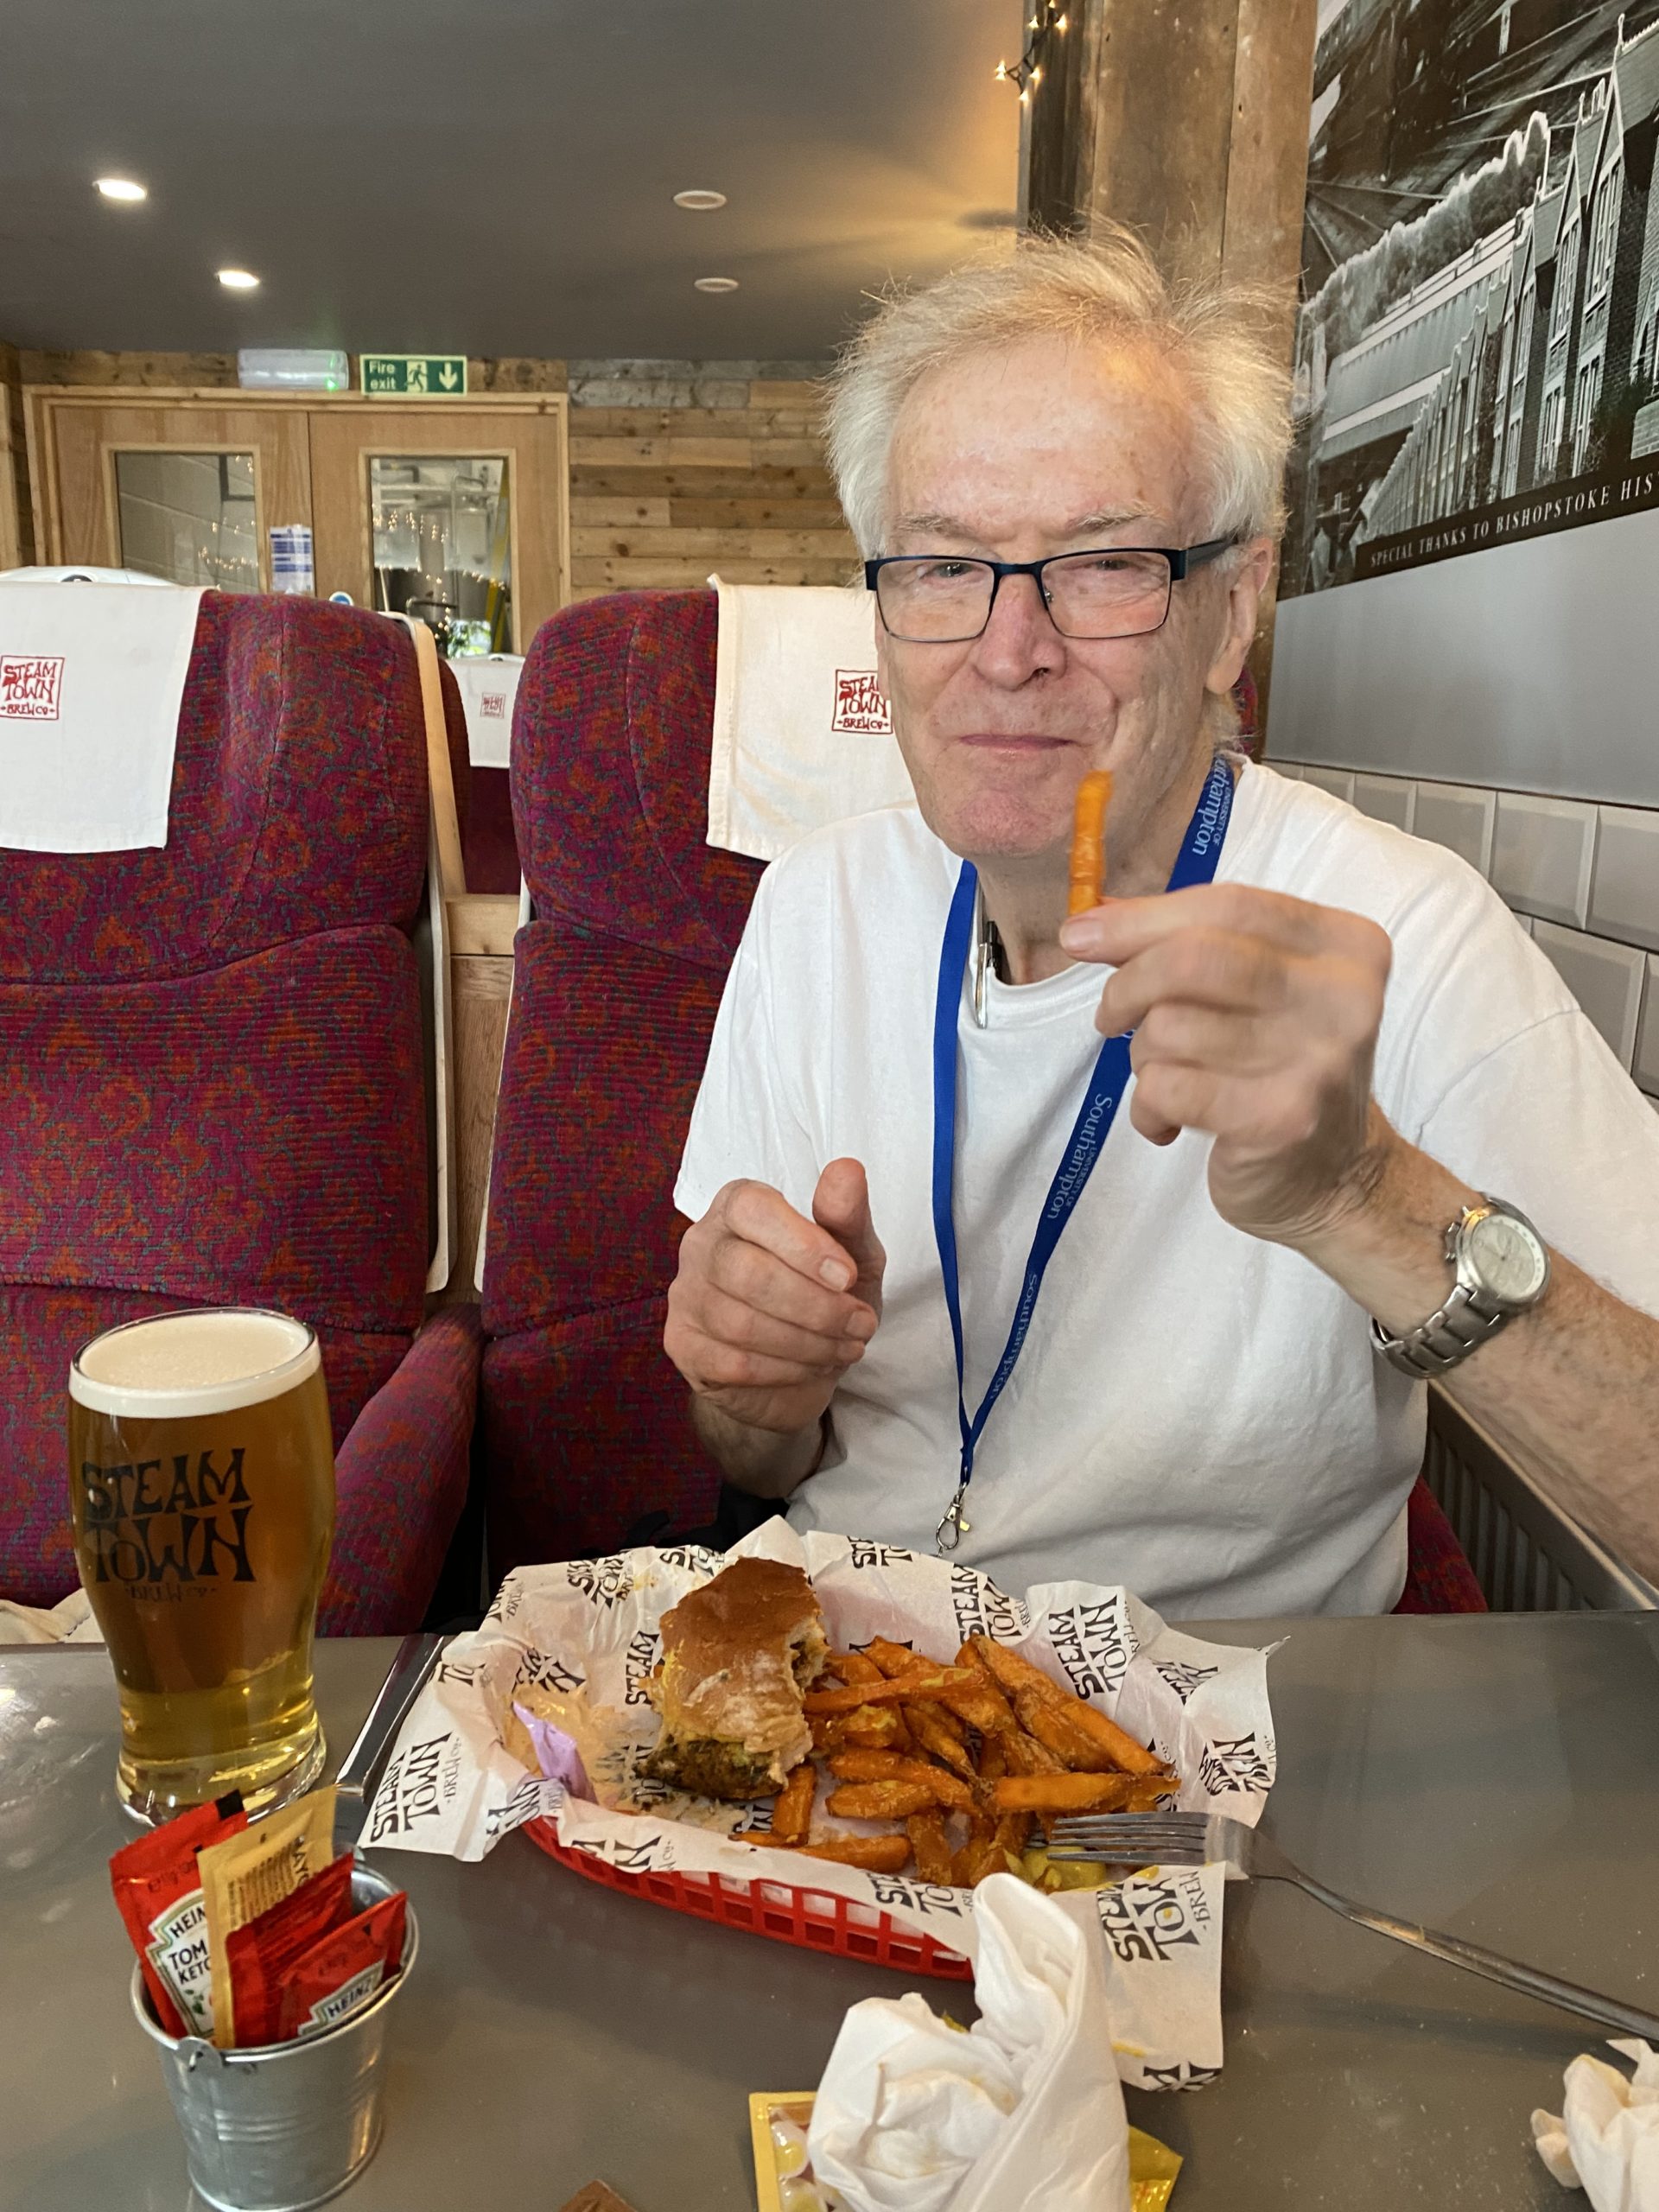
[
  {"xmin": 110, "ymin": 1794, "xmax": 247, "ymax": 2039},
  {"xmin": 276, "ymin": 1892, "xmax": 407, "ymax": 2043},
  {"xmin": 224, "ymin": 1853, "xmax": 356, "ymax": 2048}
]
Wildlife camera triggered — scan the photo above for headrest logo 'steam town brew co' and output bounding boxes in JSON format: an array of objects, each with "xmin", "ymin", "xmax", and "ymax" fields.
[{"xmin": 68, "ymin": 1309, "xmax": 335, "ymax": 1821}]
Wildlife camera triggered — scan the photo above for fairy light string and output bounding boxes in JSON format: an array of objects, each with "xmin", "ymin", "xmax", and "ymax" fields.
[{"xmin": 995, "ymin": 3, "xmax": 1068, "ymax": 103}]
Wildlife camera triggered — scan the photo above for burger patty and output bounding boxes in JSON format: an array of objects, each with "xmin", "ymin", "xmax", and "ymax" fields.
[{"xmin": 639, "ymin": 1733, "xmax": 781, "ymax": 1802}]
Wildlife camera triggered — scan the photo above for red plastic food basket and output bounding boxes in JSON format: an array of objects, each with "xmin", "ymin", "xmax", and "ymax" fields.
[{"xmin": 524, "ymin": 1817, "xmax": 973, "ymax": 1980}]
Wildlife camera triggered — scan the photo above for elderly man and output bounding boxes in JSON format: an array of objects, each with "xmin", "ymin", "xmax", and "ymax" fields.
[{"xmin": 664, "ymin": 232, "xmax": 1659, "ymax": 1617}]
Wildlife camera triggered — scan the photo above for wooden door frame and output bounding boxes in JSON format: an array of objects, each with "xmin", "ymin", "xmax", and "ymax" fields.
[{"xmin": 24, "ymin": 387, "xmax": 571, "ymax": 607}]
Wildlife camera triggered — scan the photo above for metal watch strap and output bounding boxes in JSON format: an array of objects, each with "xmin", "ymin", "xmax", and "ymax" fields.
[{"xmin": 1370, "ymin": 1286, "xmax": 1510, "ymax": 1378}]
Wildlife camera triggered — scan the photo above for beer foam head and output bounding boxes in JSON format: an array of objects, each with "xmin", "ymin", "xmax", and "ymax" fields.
[{"xmin": 71, "ymin": 1308, "xmax": 321, "ymax": 1418}]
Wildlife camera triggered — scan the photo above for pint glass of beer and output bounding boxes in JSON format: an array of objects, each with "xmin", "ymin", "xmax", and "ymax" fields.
[{"xmin": 68, "ymin": 1307, "xmax": 334, "ymax": 1821}]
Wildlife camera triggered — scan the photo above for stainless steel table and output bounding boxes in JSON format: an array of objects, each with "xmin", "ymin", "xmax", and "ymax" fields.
[{"xmin": 3, "ymin": 1614, "xmax": 1656, "ymax": 2210}]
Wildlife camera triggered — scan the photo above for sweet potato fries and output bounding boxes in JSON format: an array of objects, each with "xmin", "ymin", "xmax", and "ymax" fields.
[{"xmin": 746, "ymin": 1630, "xmax": 1175, "ymax": 1887}]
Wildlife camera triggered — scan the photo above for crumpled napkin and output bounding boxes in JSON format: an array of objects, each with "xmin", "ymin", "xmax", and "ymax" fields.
[
  {"xmin": 0, "ymin": 1589, "xmax": 102, "ymax": 1645},
  {"xmin": 806, "ymin": 1873, "xmax": 1130, "ymax": 2212},
  {"xmin": 1533, "ymin": 2039, "xmax": 1659, "ymax": 2209}
]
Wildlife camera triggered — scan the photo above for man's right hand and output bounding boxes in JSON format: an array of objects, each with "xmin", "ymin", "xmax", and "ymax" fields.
[{"xmin": 665, "ymin": 1159, "xmax": 885, "ymax": 1440}]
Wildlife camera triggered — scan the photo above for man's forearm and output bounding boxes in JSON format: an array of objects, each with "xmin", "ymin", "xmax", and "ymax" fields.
[
  {"xmin": 1295, "ymin": 1109, "xmax": 1659, "ymax": 1584},
  {"xmin": 690, "ymin": 1395, "xmax": 828, "ymax": 1500}
]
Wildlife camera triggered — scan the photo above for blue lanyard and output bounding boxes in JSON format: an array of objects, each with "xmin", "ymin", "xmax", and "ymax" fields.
[{"xmin": 929, "ymin": 754, "xmax": 1235, "ymax": 1552}]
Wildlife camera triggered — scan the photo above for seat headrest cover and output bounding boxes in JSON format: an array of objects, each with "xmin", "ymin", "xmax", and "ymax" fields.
[
  {"xmin": 0, "ymin": 594, "xmax": 429, "ymax": 982},
  {"xmin": 512, "ymin": 591, "xmax": 761, "ymax": 970}
]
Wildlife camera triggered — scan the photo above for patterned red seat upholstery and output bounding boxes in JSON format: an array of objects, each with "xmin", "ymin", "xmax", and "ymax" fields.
[
  {"xmin": 437, "ymin": 656, "xmax": 472, "ymax": 853},
  {"xmin": 0, "ymin": 593, "xmax": 480, "ymax": 1630},
  {"xmin": 480, "ymin": 592, "xmax": 757, "ymax": 1572},
  {"xmin": 435, "ymin": 655, "xmax": 519, "ymax": 894},
  {"xmin": 482, "ymin": 588, "xmax": 1483, "ymax": 1613}
]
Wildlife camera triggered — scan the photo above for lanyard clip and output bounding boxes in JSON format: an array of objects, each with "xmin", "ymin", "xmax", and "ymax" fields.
[{"xmin": 934, "ymin": 1485, "xmax": 972, "ymax": 1555}]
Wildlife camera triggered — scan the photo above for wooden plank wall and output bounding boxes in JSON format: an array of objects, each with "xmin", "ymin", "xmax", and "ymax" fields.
[
  {"xmin": 0, "ymin": 340, "xmax": 30, "ymax": 569},
  {"xmin": 1027, "ymin": 0, "xmax": 1319, "ymax": 726},
  {"xmin": 562, "ymin": 359, "xmax": 855, "ymax": 600},
  {"xmin": 8, "ymin": 348, "xmax": 856, "ymax": 595}
]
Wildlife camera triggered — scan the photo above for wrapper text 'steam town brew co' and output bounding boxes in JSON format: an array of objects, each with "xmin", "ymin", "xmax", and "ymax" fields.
[{"xmin": 68, "ymin": 1308, "xmax": 335, "ymax": 1821}]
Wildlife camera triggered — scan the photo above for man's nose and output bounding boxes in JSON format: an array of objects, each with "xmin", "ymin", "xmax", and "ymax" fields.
[{"xmin": 969, "ymin": 569, "xmax": 1066, "ymax": 686}]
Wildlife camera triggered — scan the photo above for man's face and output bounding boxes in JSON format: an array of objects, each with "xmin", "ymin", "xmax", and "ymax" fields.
[{"xmin": 874, "ymin": 335, "xmax": 1267, "ymax": 877}]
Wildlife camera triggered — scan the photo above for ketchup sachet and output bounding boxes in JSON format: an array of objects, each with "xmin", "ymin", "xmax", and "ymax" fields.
[
  {"xmin": 222, "ymin": 1852, "xmax": 356, "ymax": 2048},
  {"xmin": 275, "ymin": 1891, "xmax": 408, "ymax": 2043},
  {"xmin": 110, "ymin": 1793, "xmax": 248, "ymax": 2038}
]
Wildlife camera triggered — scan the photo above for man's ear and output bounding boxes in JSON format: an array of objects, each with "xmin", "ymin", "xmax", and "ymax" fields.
[{"xmin": 1204, "ymin": 537, "xmax": 1275, "ymax": 696}]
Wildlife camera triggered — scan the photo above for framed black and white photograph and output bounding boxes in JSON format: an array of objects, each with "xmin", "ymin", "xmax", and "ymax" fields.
[{"xmin": 1272, "ymin": 1, "xmax": 1659, "ymax": 804}]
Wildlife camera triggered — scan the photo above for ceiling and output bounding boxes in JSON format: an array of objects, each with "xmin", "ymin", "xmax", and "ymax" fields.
[{"xmin": 0, "ymin": 0, "xmax": 1025, "ymax": 364}]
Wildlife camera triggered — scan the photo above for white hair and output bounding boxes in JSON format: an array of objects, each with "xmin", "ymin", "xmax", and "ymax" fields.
[{"xmin": 823, "ymin": 226, "xmax": 1292, "ymax": 561}]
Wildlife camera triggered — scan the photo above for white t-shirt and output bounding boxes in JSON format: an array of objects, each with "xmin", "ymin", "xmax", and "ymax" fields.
[{"xmin": 676, "ymin": 765, "xmax": 1659, "ymax": 1618}]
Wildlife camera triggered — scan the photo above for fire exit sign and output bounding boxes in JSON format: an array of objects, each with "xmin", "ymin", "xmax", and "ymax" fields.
[{"xmin": 359, "ymin": 353, "xmax": 468, "ymax": 396}]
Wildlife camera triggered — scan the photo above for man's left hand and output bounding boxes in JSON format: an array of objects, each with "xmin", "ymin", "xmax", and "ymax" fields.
[{"xmin": 1058, "ymin": 882, "xmax": 1394, "ymax": 1247}]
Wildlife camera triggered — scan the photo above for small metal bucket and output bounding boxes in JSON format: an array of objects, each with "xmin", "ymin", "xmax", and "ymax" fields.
[{"xmin": 131, "ymin": 1861, "xmax": 418, "ymax": 2212}]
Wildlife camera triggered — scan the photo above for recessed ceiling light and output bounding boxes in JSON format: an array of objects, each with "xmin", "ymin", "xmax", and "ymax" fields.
[
  {"xmin": 694, "ymin": 276, "xmax": 740, "ymax": 294},
  {"xmin": 95, "ymin": 176, "xmax": 147, "ymax": 202},
  {"xmin": 673, "ymin": 189, "xmax": 728, "ymax": 211},
  {"xmin": 217, "ymin": 268, "xmax": 260, "ymax": 290}
]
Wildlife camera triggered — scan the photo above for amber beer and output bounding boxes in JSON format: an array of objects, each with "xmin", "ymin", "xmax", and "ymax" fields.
[{"xmin": 68, "ymin": 1308, "xmax": 334, "ymax": 1821}]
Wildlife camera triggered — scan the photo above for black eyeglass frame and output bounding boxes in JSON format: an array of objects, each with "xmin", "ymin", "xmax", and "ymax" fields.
[{"xmin": 863, "ymin": 535, "xmax": 1240, "ymax": 642}]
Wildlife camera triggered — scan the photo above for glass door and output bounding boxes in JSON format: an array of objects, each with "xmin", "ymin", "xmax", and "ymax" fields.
[
  {"xmin": 307, "ymin": 404, "xmax": 567, "ymax": 652},
  {"xmin": 112, "ymin": 449, "xmax": 260, "ymax": 589},
  {"xmin": 367, "ymin": 453, "xmax": 512, "ymax": 654}
]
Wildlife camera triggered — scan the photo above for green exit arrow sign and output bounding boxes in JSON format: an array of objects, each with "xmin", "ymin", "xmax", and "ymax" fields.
[{"xmin": 359, "ymin": 353, "xmax": 468, "ymax": 397}]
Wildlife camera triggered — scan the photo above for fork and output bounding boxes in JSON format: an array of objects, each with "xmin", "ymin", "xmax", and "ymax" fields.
[{"xmin": 1046, "ymin": 1809, "xmax": 1659, "ymax": 2042}]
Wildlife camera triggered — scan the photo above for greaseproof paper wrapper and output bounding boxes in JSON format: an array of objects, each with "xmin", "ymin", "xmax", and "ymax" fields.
[{"xmin": 363, "ymin": 1523, "xmax": 1276, "ymax": 2090}]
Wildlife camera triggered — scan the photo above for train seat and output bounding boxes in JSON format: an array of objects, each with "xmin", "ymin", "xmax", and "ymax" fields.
[
  {"xmin": 0, "ymin": 590, "xmax": 480, "ymax": 1631},
  {"xmin": 478, "ymin": 585, "xmax": 1482, "ymax": 1610},
  {"xmin": 478, "ymin": 590, "xmax": 755, "ymax": 1572}
]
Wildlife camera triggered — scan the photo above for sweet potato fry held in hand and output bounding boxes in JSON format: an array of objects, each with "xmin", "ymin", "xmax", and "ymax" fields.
[{"xmin": 1068, "ymin": 768, "xmax": 1114, "ymax": 915}]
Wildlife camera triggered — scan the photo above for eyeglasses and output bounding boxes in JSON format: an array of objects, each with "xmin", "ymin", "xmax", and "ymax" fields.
[{"xmin": 864, "ymin": 537, "xmax": 1238, "ymax": 643}]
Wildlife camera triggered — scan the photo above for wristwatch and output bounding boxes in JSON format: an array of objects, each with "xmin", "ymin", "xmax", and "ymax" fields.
[{"xmin": 1370, "ymin": 1196, "xmax": 1551, "ymax": 1378}]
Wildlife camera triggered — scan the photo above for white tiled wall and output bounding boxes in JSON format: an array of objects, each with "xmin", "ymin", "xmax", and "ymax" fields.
[
  {"xmin": 1300, "ymin": 764, "xmax": 1355, "ymax": 804},
  {"xmin": 1531, "ymin": 921, "xmax": 1646, "ymax": 1067},
  {"xmin": 1636, "ymin": 957, "xmax": 1659, "ymax": 1096},
  {"xmin": 1409, "ymin": 782, "xmax": 1495, "ymax": 876},
  {"xmin": 1262, "ymin": 759, "xmax": 1659, "ymax": 1101},
  {"xmin": 1589, "ymin": 808, "xmax": 1659, "ymax": 954},
  {"xmin": 1490, "ymin": 792, "xmax": 1597, "ymax": 928},
  {"xmin": 1352, "ymin": 773, "xmax": 1415, "ymax": 833}
]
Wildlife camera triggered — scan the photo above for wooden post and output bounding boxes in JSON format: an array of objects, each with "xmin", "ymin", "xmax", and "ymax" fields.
[
  {"xmin": 0, "ymin": 340, "xmax": 29, "ymax": 569},
  {"xmin": 1027, "ymin": 0, "xmax": 1315, "ymax": 290},
  {"xmin": 1026, "ymin": 0, "xmax": 1319, "ymax": 730}
]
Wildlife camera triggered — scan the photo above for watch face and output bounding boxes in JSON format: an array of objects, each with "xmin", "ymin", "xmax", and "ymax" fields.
[{"xmin": 1466, "ymin": 1210, "xmax": 1548, "ymax": 1303}]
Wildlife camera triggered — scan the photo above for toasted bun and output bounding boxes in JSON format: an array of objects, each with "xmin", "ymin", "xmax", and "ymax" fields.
[
  {"xmin": 649, "ymin": 1560, "xmax": 825, "ymax": 1790},
  {"xmin": 658, "ymin": 1558, "xmax": 821, "ymax": 1677}
]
